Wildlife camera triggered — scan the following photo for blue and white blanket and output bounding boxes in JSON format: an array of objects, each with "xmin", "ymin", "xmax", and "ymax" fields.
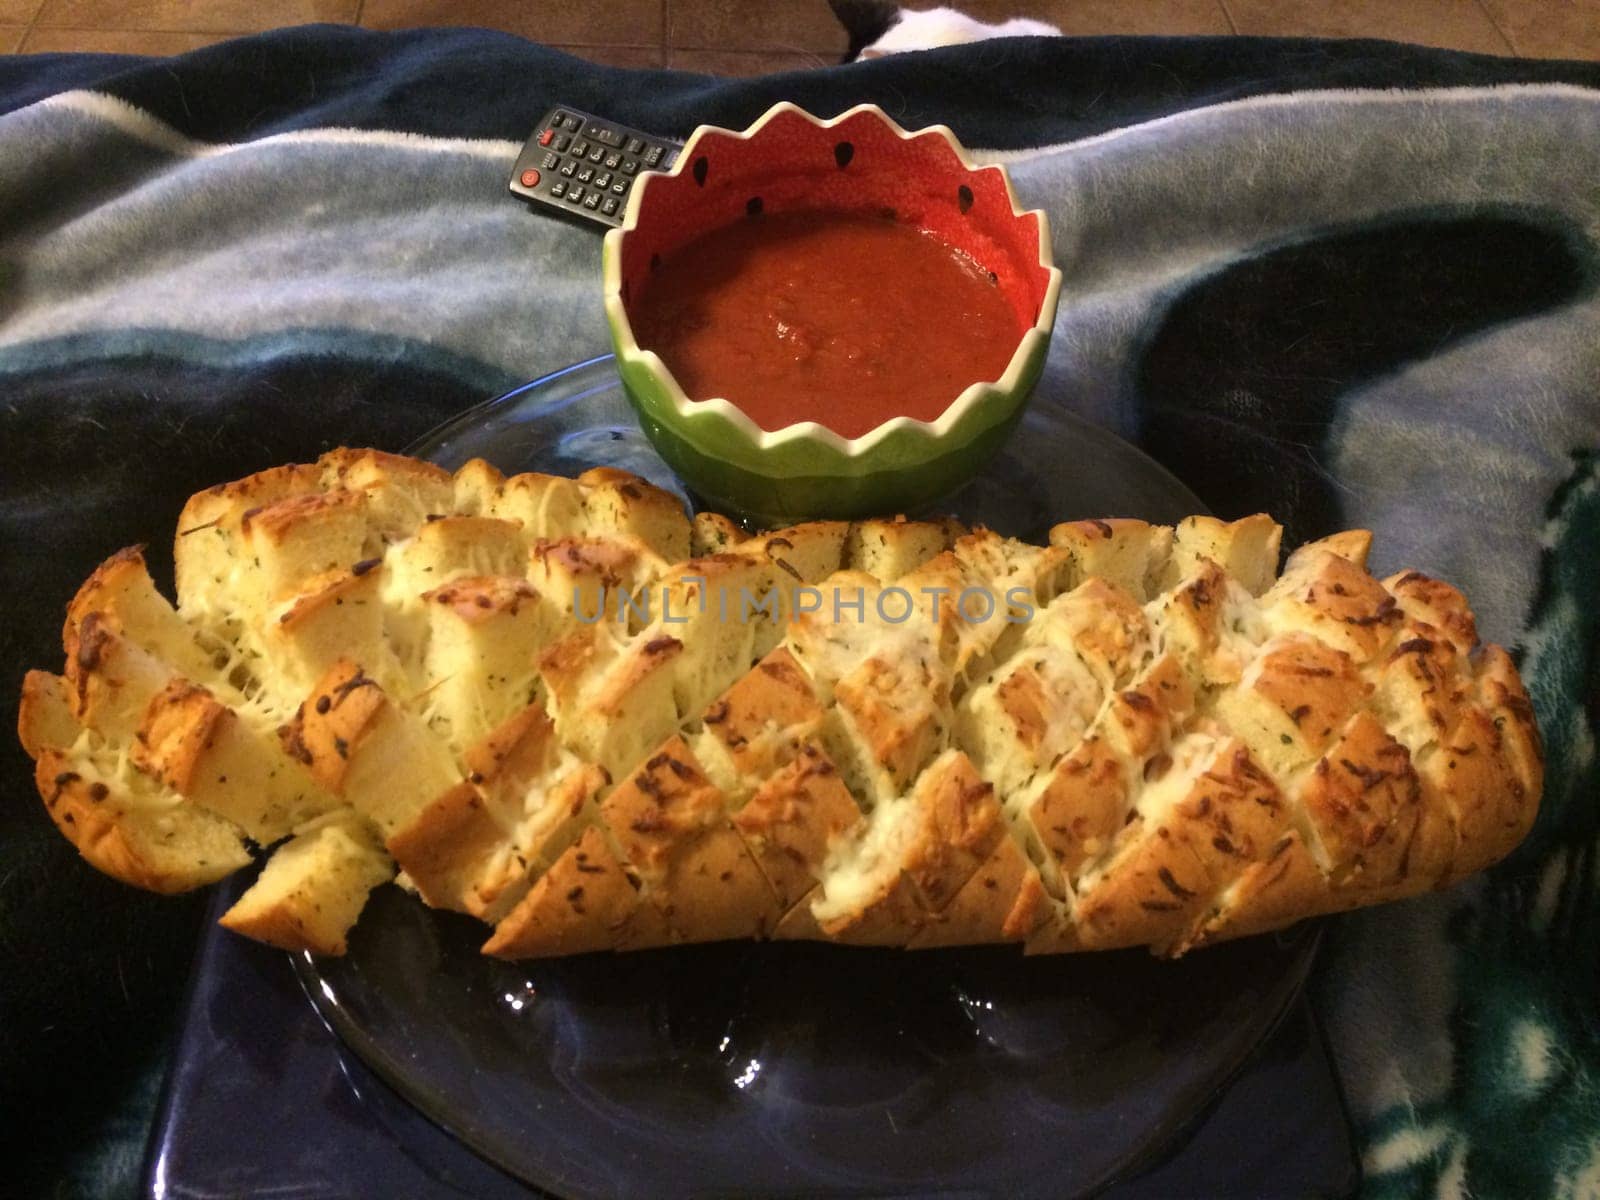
[{"xmin": 1, "ymin": 26, "xmax": 1596, "ymax": 1199}]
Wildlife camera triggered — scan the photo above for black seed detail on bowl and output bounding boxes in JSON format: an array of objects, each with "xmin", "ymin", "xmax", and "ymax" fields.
[
  {"xmin": 693, "ymin": 155, "xmax": 709, "ymax": 186},
  {"xmin": 834, "ymin": 141, "xmax": 854, "ymax": 169},
  {"xmin": 747, "ymin": 196, "xmax": 763, "ymax": 217},
  {"xmin": 650, "ymin": 253, "xmax": 661, "ymax": 272},
  {"xmin": 988, "ymin": 270, "xmax": 998, "ymax": 284},
  {"xmin": 958, "ymin": 185, "xmax": 974, "ymax": 213}
]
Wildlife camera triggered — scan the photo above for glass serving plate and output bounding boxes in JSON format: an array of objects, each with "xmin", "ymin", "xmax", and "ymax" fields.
[{"xmin": 293, "ymin": 355, "xmax": 1320, "ymax": 1200}]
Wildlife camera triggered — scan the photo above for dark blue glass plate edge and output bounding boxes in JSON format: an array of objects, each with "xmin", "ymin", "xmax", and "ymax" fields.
[{"xmin": 141, "ymin": 882, "xmax": 1356, "ymax": 1200}]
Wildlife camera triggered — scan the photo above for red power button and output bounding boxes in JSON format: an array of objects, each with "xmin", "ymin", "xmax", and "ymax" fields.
[
  {"xmin": 537, "ymin": 129, "xmax": 554, "ymax": 146},
  {"xmin": 520, "ymin": 169, "xmax": 540, "ymax": 188}
]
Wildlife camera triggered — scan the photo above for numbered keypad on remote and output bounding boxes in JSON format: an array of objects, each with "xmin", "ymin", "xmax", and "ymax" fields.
[{"xmin": 509, "ymin": 106, "xmax": 682, "ymax": 228}]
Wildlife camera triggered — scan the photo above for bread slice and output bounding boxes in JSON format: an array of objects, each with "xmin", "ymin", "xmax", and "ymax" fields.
[
  {"xmin": 843, "ymin": 516, "xmax": 961, "ymax": 583},
  {"xmin": 576, "ymin": 466, "xmax": 692, "ymax": 563},
  {"xmin": 651, "ymin": 554, "xmax": 770, "ymax": 719},
  {"xmin": 805, "ymin": 750, "xmax": 1003, "ymax": 945},
  {"xmin": 173, "ymin": 462, "xmax": 324, "ymax": 626},
  {"xmin": 909, "ymin": 830, "xmax": 1050, "ymax": 949},
  {"xmin": 280, "ymin": 659, "xmax": 458, "ymax": 839},
  {"xmin": 1146, "ymin": 559, "xmax": 1267, "ymax": 690},
  {"xmin": 1261, "ymin": 540, "xmax": 1402, "ymax": 664},
  {"xmin": 219, "ymin": 812, "xmax": 394, "ymax": 955},
  {"xmin": 747, "ymin": 521, "xmax": 849, "ymax": 588},
  {"xmin": 317, "ymin": 447, "xmax": 454, "ymax": 542},
  {"xmin": 733, "ymin": 744, "xmax": 863, "ymax": 914},
  {"xmin": 1028, "ymin": 577, "xmax": 1153, "ymax": 692},
  {"xmin": 19, "ymin": 670, "xmax": 81, "ymax": 761},
  {"xmin": 539, "ymin": 624, "xmax": 685, "ymax": 784},
  {"xmin": 530, "ymin": 535, "xmax": 663, "ymax": 626},
  {"xmin": 387, "ymin": 705, "xmax": 607, "ymax": 923},
  {"xmin": 482, "ymin": 468, "xmax": 586, "ymax": 539},
  {"xmin": 692, "ymin": 646, "xmax": 828, "ymax": 803},
  {"xmin": 598, "ymin": 736, "xmax": 782, "ymax": 946},
  {"xmin": 132, "ymin": 677, "xmax": 337, "ymax": 844},
  {"xmin": 1212, "ymin": 632, "xmax": 1372, "ymax": 781},
  {"xmin": 1162, "ymin": 514, "xmax": 1283, "ymax": 596},
  {"xmin": 953, "ymin": 641, "xmax": 1102, "ymax": 805},
  {"xmin": 482, "ymin": 825, "xmax": 653, "ymax": 959},
  {"xmin": 28, "ymin": 639, "xmax": 255, "ymax": 893},
  {"xmin": 691, "ymin": 511, "xmax": 746, "ymax": 557},
  {"xmin": 65, "ymin": 616, "xmax": 181, "ymax": 741},
  {"xmin": 831, "ymin": 645, "xmax": 954, "ymax": 806},
  {"xmin": 242, "ymin": 490, "xmax": 371, "ymax": 607},
  {"xmin": 1383, "ymin": 569, "xmax": 1478, "ymax": 654},
  {"xmin": 262, "ymin": 565, "xmax": 401, "ymax": 703},
  {"xmin": 1049, "ymin": 518, "xmax": 1173, "ymax": 601},
  {"xmin": 33, "ymin": 746, "xmax": 251, "ymax": 894},
  {"xmin": 64, "ymin": 548, "xmax": 218, "ymax": 686},
  {"xmin": 419, "ymin": 574, "xmax": 559, "ymax": 750}
]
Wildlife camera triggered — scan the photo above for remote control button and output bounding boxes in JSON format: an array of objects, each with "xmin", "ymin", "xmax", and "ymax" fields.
[
  {"xmin": 625, "ymin": 137, "xmax": 644, "ymax": 154},
  {"xmin": 567, "ymin": 185, "xmax": 585, "ymax": 203},
  {"xmin": 577, "ymin": 165, "xmax": 594, "ymax": 183},
  {"xmin": 588, "ymin": 145, "xmax": 605, "ymax": 163},
  {"xmin": 604, "ymin": 152, "xmax": 621, "ymax": 170},
  {"xmin": 541, "ymin": 152, "xmax": 560, "ymax": 170},
  {"xmin": 601, "ymin": 196, "xmax": 620, "ymax": 216},
  {"xmin": 621, "ymin": 158, "xmax": 639, "ymax": 175},
  {"xmin": 563, "ymin": 114, "xmax": 582, "ymax": 131},
  {"xmin": 550, "ymin": 180, "xmax": 566, "ymax": 198},
  {"xmin": 595, "ymin": 172, "xmax": 612, "ymax": 189},
  {"xmin": 571, "ymin": 137, "xmax": 590, "ymax": 156},
  {"xmin": 537, "ymin": 129, "xmax": 554, "ymax": 147},
  {"xmin": 519, "ymin": 168, "xmax": 540, "ymax": 188},
  {"xmin": 553, "ymin": 134, "xmax": 570, "ymax": 152},
  {"xmin": 559, "ymin": 159, "xmax": 577, "ymax": 177},
  {"xmin": 643, "ymin": 145, "xmax": 664, "ymax": 167},
  {"xmin": 611, "ymin": 179, "xmax": 627, "ymax": 195},
  {"xmin": 583, "ymin": 191, "xmax": 601, "ymax": 209}
]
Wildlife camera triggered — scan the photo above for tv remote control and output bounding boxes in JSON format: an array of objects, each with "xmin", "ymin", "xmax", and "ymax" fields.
[{"xmin": 509, "ymin": 106, "xmax": 682, "ymax": 228}]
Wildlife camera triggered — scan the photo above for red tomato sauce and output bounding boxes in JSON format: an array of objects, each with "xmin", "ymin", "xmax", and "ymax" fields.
[{"xmin": 629, "ymin": 211, "xmax": 1024, "ymax": 440}]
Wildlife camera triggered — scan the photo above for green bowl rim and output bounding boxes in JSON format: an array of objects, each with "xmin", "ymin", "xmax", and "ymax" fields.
[{"xmin": 601, "ymin": 100, "xmax": 1065, "ymax": 460}]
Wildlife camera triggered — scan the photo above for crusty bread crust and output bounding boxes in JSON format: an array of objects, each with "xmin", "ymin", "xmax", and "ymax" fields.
[
  {"xmin": 219, "ymin": 813, "xmax": 393, "ymax": 955},
  {"xmin": 33, "ymin": 748, "xmax": 251, "ymax": 894},
  {"xmin": 733, "ymin": 745, "xmax": 862, "ymax": 913},
  {"xmin": 910, "ymin": 832, "xmax": 1050, "ymax": 949},
  {"xmin": 134, "ymin": 678, "xmax": 336, "ymax": 844},
  {"xmin": 17, "ymin": 449, "xmax": 1544, "ymax": 959},
  {"xmin": 481, "ymin": 826, "xmax": 650, "ymax": 959},
  {"xmin": 598, "ymin": 737, "xmax": 783, "ymax": 946},
  {"xmin": 19, "ymin": 670, "xmax": 79, "ymax": 761}
]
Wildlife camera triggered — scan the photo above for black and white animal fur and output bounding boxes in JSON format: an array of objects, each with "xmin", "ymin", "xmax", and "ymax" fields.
[{"xmin": 828, "ymin": 2, "xmax": 1061, "ymax": 62}]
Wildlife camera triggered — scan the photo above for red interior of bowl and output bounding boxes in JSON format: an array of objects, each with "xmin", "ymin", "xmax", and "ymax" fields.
[{"xmin": 617, "ymin": 107, "xmax": 1054, "ymax": 342}]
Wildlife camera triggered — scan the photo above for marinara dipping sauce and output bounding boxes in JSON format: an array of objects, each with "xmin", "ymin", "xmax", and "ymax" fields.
[{"xmin": 629, "ymin": 210, "xmax": 1024, "ymax": 440}]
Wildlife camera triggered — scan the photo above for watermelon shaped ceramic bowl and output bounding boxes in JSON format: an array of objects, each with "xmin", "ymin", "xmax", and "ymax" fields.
[{"xmin": 602, "ymin": 102, "xmax": 1062, "ymax": 525}]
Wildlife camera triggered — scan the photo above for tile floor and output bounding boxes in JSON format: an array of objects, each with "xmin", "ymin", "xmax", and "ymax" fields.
[{"xmin": 1, "ymin": 0, "xmax": 1596, "ymax": 67}]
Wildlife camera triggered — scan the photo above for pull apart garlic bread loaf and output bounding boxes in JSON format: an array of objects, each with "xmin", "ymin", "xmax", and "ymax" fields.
[{"xmin": 17, "ymin": 450, "xmax": 1542, "ymax": 959}]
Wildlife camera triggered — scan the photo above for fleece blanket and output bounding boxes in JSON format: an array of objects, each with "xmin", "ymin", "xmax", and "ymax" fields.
[{"xmin": 0, "ymin": 25, "xmax": 1596, "ymax": 1200}]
